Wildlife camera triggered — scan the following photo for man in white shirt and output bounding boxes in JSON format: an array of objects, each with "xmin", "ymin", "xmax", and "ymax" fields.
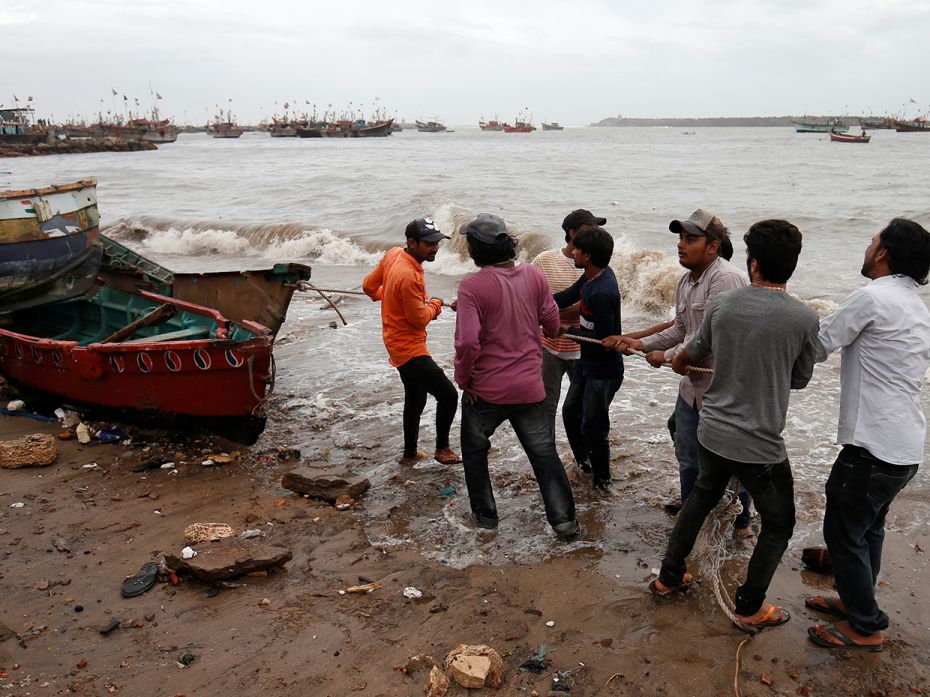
[
  {"xmin": 807, "ymin": 218, "xmax": 930, "ymax": 651},
  {"xmin": 531, "ymin": 209, "xmax": 605, "ymax": 439}
]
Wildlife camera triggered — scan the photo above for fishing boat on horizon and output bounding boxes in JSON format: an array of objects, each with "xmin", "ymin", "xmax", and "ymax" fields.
[
  {"xmin": 541, "ymin": 121, "xmax": 564, "ymax": 130},
  {"xmin": 792, "ymin": 117, "xmax": 849, "ymax": 133},
  {"xmin": 894, "ymin": 117, "xmax": 930, "ymax": 132},
  {"xmin": 416, "ymin": 119, "xmax": 447, "ymax": 133},
  {"xmin": 830, "ymin": 131, "xmax": 871, "ymax": 143},
  {"xmin": 479, "ymin": 117, "xmax": 505, "ymax": 131},
  {"xmin": 0, "ymin": 107, "xmax": 48, "ymax": 146}
]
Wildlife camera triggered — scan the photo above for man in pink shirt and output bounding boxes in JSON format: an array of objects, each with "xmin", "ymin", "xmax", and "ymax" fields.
[{"xmin": 454, "ymin": 214, "xmax": 582, "ymax": 541}]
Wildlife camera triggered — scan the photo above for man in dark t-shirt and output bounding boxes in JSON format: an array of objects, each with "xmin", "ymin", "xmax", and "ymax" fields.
[{"xmin": 553, "ymin": 226, "xmax": 623, "ymax": 490}]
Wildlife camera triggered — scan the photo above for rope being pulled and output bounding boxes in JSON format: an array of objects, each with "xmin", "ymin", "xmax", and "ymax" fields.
[{"xmin": 566, "ymin": 334, "xmax": 714, "ymax": 374}]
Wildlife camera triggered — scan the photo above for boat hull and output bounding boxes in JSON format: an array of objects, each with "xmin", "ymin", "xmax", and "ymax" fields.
[
  {"xmin": 0, "ymin": 179, "xmax": 103, "ymax": 312},
  {"xmin": 830, "ymin": 132, "xmax": 870, "ymax": 143}
]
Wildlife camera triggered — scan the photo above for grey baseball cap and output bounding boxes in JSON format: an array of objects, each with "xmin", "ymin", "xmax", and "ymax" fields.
[
  {"xmin": 463, "ymin": 214, "xmax": 513, "ymax": 244},
  {"xmin": 669, "ymin": 209, "xmax": 723, "ymax": 240}
]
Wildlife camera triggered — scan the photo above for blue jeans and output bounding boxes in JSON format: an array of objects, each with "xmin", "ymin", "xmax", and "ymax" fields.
[
  {"xmin": 660, "ymin": 444, "xmax": 795, "ymax": 616},
  {"xmin": 562, "ymin": 369, "xmax": 620, "ymax": 484},
  {"xmin": 460, "ymin": 397, "xmax": 577, "ymax": 531},
  {"xmin": 674, "ymin": 395, "xmax": 752, "ymax": 529},
  {"xmin": 823, "ymin": 445, "xmax": 918, "ymax": 636}
]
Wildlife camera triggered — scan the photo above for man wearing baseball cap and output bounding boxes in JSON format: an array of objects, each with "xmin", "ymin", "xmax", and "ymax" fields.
[
  {"xmin": 454, "ymin": 214, "xmax": 582, "ymax": 541},
  {"xmin": 531, "ymin": 209, "xmax": 607, "ymax": 440},
  {"xmin": 363, "ymin": 218, "xmax": 461, "ymax": 466},
  {"xmin": 605, "ymin": 209, "xmax": 753, "ymax": 537}
]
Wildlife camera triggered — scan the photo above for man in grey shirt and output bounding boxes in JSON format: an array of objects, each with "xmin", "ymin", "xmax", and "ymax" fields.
[
  {"xmin": 606, "ymin": 209, "xmax": 751, "ymax": 532},
  {"xmin": 650, "ymin": 219, "xmax": 820, "ymax": 632}
]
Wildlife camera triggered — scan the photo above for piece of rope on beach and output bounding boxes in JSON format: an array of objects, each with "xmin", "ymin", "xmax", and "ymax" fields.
[{"xmin": 566, "ymin": 334, "xmax": 714, "ymax": 374}]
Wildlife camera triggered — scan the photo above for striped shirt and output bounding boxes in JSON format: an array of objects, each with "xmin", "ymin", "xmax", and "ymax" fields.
[{"xmin": 531, "ymin": 248, "xmax": 583, "ymax": 357}]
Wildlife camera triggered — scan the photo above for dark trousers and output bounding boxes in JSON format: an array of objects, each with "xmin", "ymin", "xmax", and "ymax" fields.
[
  {"xmin": 396, "ymin": 355, "xmax": 457, "ymax": 457},
  {"xmin": 660, "ymin": 443, "xmax": 796, "ymax": 616},
  {"xmin": 540, "ymin": 350, "xmax": 578, "ymax": 440},
  {"xmin": 823, "ymin": 445, "xmax": 918, "ymax": 636},
  {"xmin": 562, "ymin": 369, "xmax": 620, "ymax": 484},
  {"xmin": 674, "ymin": 396, "xmax": 752, "ymax": 529},
  {"xmin": 460, "ymin": 397, "xmax": 576, "ymax": 529}
]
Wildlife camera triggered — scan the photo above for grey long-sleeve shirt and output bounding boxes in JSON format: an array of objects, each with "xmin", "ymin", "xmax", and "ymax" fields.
[
  {"xmin": 687, "ymin": 285, "xmax": 820, "ymax": 463},
  {"xmin": 641, "ymin": 257, "xmax": 747, "ymax": 409}
]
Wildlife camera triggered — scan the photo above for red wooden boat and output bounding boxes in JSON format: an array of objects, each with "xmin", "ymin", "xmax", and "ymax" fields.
[
  {"xmin": 829, "ymin": 131, "xmax": 870, "ymax": 143},
  {"xmin": 503, "ymin": 121, "xmax": 536, "ymax": 133},
  {"xmin": 0, "ymin": 286, "xmax": 276, "ymax": 443}
]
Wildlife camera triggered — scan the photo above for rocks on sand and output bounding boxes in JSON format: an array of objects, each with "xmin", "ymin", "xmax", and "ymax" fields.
[
  {"xmin": 444, "ymin": 644, "xmax": 503, "ymax": 689},
  {"xmin": 0, "ymin": 433, "xmax": 58, "ymax": 468},
  {"xmin": 281, "ymin": 464, "xmax": 370, "ymax": 504},
  {"xmin": 164, "ymin": 538, "xmax": 292, "ymax": 583}
]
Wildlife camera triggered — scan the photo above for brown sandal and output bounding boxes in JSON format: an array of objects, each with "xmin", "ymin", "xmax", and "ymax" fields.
[
  {"xmin": 648, "ymin": 572, "xmax": 693, "ymax": 597},
  {"xmin": 434, "ymin": 449, "xmax": 462, "ymax": 465}
]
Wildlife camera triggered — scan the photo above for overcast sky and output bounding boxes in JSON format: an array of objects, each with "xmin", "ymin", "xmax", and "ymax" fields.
[{"xmin": 3, "ymin": 0, "xmax": 929, "ymax": 125}]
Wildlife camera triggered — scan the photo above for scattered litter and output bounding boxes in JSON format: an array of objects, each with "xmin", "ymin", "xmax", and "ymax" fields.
[
  {"xmin": 178, "ymin": 653, "xmax": 196, "ymax": 668},
  {"xmin": 259, "ymin": 598, "xmax": 271, "ymax": 606},
  {"xmin": 181, "ymin": 546, "xmax": 197, "ymax": 560},
  {"xmin": 7, "ymin": 399, "xmax": 26, "ymax": 411},
  {"xmin": 240, "ymin": 529, "xmax": 262, "ymax": 539},
  {"xmin": 545, "ymin": 620, "xmax": 555, "ymax": 627},
  {"xmin": 54, "ymin": 408, "xmax": 81, "ymax": 428},
  {"xmin": 75, "ymin": 423, "xmax": 92, "ymax": 444},
  {"xmin": 346, "ymin": 581, "xmax": 381, "ymax": 594},
  {"xmin": 338, "ymin": 590, "xmax": 347, "ymax": 595},
  {"xmin": 334, "ymin": 495, "xmax": 354, "ymax": 510},
  {"xmin": 519, "ymin": 644, "xmax": 550, "ymax": 673},
  {"xmin": 204, "ymin": 451, "xmax": 239, "ymax": 464},
  {"xmin": 201, "ymin": 459, "xmax": 215, "ymax": 467},
  {"xmin": 439, "ymin": 486, "xmax": 457, "ymax": 497},
  {"xmin": 9, "ymin": 502, "xmax": 25, "ymax": 508},
  {"xmin": 82, "ymin": 463, "xmax": 99, "ymax": 470},
  {"xmin": 160, "ymin": 462, "xmax": 176, "ymax": 470},
  {"xmin": 97, "ymin": 427, "xmax": 127, "ymax": 444},
  {"xmin": 402, "ymin": 586, "xmax": 423, "ymax": 599},
  {"xmin": 99, "ymin": 619, "xmax": 121, "ymax": 636}
]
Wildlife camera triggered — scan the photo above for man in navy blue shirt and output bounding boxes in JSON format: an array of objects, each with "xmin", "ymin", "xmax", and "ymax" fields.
[{"xmin": 554, "ymin": 227, "xmax": 623, "ymax": 490}]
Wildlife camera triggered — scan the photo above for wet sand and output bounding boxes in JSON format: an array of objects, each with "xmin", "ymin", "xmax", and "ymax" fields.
[{"xmin": 2, "ymin": 388, "xmax": 928, "ymax": 697}]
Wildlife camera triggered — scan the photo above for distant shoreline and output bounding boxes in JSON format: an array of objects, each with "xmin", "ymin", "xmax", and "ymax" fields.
[{"xmin": 592, "ymin": 116, "xmax": 851, "ymax": 127}]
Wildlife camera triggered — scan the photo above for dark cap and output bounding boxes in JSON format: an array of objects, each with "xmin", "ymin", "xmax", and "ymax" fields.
[
  {"xmin": 669, "ymin": 209, "xmax": 724, "ymax": 240},
  {"xmin": 562, "ymin": 209, "xmax": 607, "ymax": 233},
  {"xmin": 407, "ymin": 217, "xmax": 449, "ymax": 243},
  {"xmin": 463, "ymin": 214, "xmax": 513, "ymax": 244}
]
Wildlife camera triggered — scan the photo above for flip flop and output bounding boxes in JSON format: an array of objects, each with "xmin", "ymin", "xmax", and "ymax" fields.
[
  {"xmin": 434, "ymin": 450, "xmax": 463, "ymax": 465},
  {"xmin": 805, "ymin": 596, "xmax": 847, "ymax": 619},
  {"xmin": 735, "ymin": 604, "xmax": 791, "ymax": 631},
  {"xmin": 808, "ymin": 623, "xmax": 883, "ymax": 652},
  {"xmin": 121, "ymin": 562, "xmax": 160, "ymax": 598},
  {"xmin": 648, "ymin": 572, "xmax": 693, "ymax": 597},
  {"xmin": 398, "ymin": 451, "xmax": 429, "ymax": 465}
]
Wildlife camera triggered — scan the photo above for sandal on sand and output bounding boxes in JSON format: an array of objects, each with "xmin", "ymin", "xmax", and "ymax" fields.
[
  {"xmin": 121, "ymin": 562, "xmax": 160, "ymax": 598},
  {"xmin": 398, "ymin": 451, "xmax": 429, "ymax": 465},
  {"xmin": 805, "ymin": 596, "xmax": 847, "ymax": 619},
  {"xmin": 434, "ymin": 449, "xmax": 462, "ymax": 465},
  {"xmin": 808, "ymin": 622, "xmax": 882, "ymax": 652},
  {"xmin": 648, "ymin": 572, "xmax": 693, "ymax": 597},
  {"xmin": 735, "ymin": 603, "xmax": 790, "ymax": 631}
]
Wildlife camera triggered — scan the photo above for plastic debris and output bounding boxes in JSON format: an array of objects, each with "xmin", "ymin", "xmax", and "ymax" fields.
[
  {"xmin": 545, "ymin": 620, "xmax": 555, "ymax": 627},
  {"xmin": 346, "ymin": 581, "xmax": 381, "ymax": 594},
  {"xmin": 201, "ymin": 459, "xmax": 215, "ymax": 467},
  {"xmin": 75, "ymin": 423, "xmax": 92, "ymax": 444},
  {"xmin": 97, "ymin": 427, "xmax": 126, "ymax": 444},
  {"xmin": 240, "ymin": 529, "xmax": 262, "ymax": 539},
  {"xmin": 184, "ymin": 522, "xmax": 235, "ymax": 543},
  {"xmin": 81, "ymin": 463, "xmax": 99, "ymax": 470},
  {"xmin": 9, "ymin": 502, "xmax": 25, "ymax": 508},
  {"xmin": 439, "ymin": 486, "xmax": 457, "ymax": 497},
  {"xmin": 181, "ymin": 546, "xmax": 197, "ymax": 560},
  {"xmin": 402, "ymin": 586, "xmax": 423, "ymax": 599},
  {"xmin": 160, "ymin": 462, "xmax": 176, "ymax": 469}
]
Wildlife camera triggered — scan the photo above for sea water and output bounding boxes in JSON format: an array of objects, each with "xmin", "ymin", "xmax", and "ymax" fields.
[{"xmin": 4, "ymin": 126, "xmax": 930, "ymax": 567}]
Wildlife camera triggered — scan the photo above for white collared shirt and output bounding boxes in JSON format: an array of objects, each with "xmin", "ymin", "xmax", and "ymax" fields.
[{"xmin": 817, "ymin": 275, "xmax": 930, "ymax": 465}]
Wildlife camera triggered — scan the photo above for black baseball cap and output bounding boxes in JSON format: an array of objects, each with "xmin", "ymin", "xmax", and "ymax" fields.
[
  {"xmin": 463, "ymin": 214, "xmax": 513, "ymax": 243},
  {"xmin": 406, "ymin": 217, "xmax": 449, "ymax": 243},
  {"xmin": 562, "ymin": 209, "xmax": 607, "ymax": 233}
]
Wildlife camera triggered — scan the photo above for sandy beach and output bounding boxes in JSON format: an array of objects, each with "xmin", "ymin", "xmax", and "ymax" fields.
[{"xmin": 2, "ymin": 392, "xmax": 928, "ymax": 697}]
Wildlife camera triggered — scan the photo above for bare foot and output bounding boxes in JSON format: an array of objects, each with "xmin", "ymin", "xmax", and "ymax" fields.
[{"xmin": 398, "ymin": 450, "xmax": 429, "ymax": 465}]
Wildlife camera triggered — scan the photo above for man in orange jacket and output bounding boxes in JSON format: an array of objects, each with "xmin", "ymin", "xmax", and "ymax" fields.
[{"xmin": 363, "ymin": 218, "xmax": 462, "ymax": 465}]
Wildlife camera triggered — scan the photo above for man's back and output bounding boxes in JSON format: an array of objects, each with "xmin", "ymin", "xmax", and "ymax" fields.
[
  {"xmin": 689, "ymin": 286, "xmax": 820, "ymax": 463},
  {"xmin": 454, "ymin": 264, "xmax": 559, "ymax": 404}
]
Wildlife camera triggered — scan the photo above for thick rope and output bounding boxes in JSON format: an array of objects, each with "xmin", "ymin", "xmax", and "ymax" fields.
[
  {"xmin": 295, "ymin": 281, "xmax": 348, "ymax": 325},
  {"xmin": 566, "ymin": 334, "xmax": 714, "ymax": 374}
]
